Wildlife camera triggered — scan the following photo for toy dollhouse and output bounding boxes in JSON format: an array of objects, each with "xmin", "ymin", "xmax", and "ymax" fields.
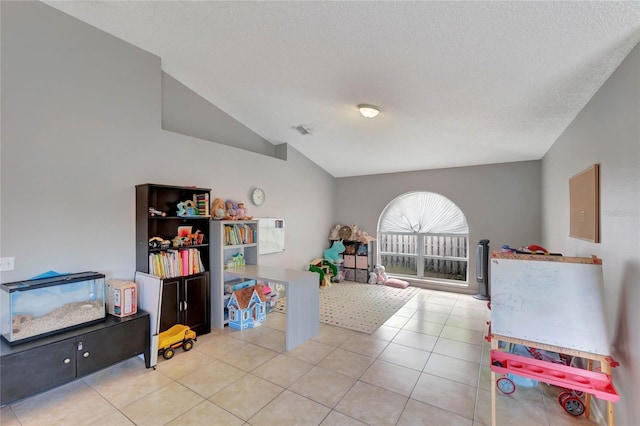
[{"xmin": 227, "ymin": 285, "xmax": 267, "ymax": 330}]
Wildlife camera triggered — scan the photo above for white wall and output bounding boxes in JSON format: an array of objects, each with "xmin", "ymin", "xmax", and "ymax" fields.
[
  {"xmin": 542, "ymin": 43, "xmax": 640, "ymax": 425},
  {"xmin": 336, "ymin": 160, "xmax": 542, "ymax": 293},
  {"xmin": 0, "ymin": 1, "xmax": 335, "ymax": 283}
]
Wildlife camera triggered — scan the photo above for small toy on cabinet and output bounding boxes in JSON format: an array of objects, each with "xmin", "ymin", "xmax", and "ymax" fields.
[
  {"xmin": 177, "ymin": 200, "xmax": 197, "ymax": 217},
  {"xmin": 187, "ymin": 230, "xmax": 204, "ymax": 245},
  {"xmin": 356, "ymin": 229, "xmax": 376, "ymax": 243},
  {"xmin": 328, "ymin": 224, "xmax": 341, "ymax": 240},
  {"xmin": 212, "ymin": 198, "xmax": 233, "ymax": 220},
  {"xmin": 149, "ymin": 237, "xmax": 171, "ymax": 249},
  {"xmin": 324, "ymin": 240, "xmax": 345, "ymax": 263},
  {"xmin": 148, "ymin": 207, "xmax": 166, "ymax": 217},
  {"xmin": 225, "ymin": 199, "xmax": 238, "ymax": 220},
  {"xmin": 236, "ymin": 202, "xmax": 252, "ymax": 220}
]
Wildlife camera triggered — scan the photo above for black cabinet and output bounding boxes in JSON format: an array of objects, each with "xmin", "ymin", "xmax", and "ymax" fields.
[
  {"xmin": 159, "ymin": 273, "xmax": 209, "ymax": 335},
  {"xmin": 136, "ymin": 184, "xmax": 211, "ymax": 336},
  {"xmin": 1, "ymin": 312, "xmax": 150, "ymax": 406}
]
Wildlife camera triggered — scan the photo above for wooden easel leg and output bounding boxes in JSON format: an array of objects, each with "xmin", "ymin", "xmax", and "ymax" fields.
[
  {"xmin": 585, "ymin": 359, "xmax": 593, "ymax": 419},
  {"xmin": 607, "ymin": 401, "xmax": 615, "ymax": 426},
  {"xmin": 491, "ymin": 338, "xmax": 498, "ymax": 426},
  {"xmin": 491, "ymin": 370, "xmax": 497, "ymax": 426}
]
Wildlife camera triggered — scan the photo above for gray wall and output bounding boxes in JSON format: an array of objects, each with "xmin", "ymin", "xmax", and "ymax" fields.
[
  {"xmin": 336, "ymin": 161, "xmax": 542, "ymax": 293},
  {"xmin": 161, "ymin": 72, "xmax": 277, "ymax": 157},
  {"xmin": 0, "ymin": 1, "xmax": 335, "ymax": 283},
  {"xmin": 542, "ymin": 43, "xmax": 640, "ymax": 425}
]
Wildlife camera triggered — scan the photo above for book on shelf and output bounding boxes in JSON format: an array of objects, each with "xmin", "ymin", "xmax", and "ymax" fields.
[
  {"xmin": 224, "ymin": 223, "xmax": 256, "ymax": 246},
  {"xmin": 148, "ymin": 248, "xmax": 205, "ymax": 279}
]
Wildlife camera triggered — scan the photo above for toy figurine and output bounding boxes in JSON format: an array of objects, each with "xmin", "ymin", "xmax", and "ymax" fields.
[
  {"xmin": 226, "ymin": 200, "xmax": 237, "ymax": 220},
  {"xmin": 177, "ymin": 200, "xmax": 197, "ymax": 217},
  {"xmin": 236, "ymin": 202, "xmax": 252, "ymax": 220},
  {"xmin": 149, "ymin": 207, "xmax": 166, "ymax": 217},
  {"xmin": 212, "ymin": 198, "xmax": 232, "ymax": 220}
]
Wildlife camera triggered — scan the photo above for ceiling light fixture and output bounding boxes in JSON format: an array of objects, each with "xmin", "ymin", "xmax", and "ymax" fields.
[{"xmin": 358, "ymin": 104, "xmax": 381, "ymax": 118}]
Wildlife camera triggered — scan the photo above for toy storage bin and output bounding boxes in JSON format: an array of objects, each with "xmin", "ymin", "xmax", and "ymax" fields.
[
  {"xmin": 355, "ymin": 269, "xmax": 369, "ymax": 283},
  {"xmin": 344, "ymin": 269, "xmax": 356, "ymax": 281},
  {"xmin": 1, "ymin": 272, "xmax": 106, "ymax": 345}
]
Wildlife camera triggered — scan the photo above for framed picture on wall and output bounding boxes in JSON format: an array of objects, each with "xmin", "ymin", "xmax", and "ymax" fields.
[{"xmin": 569, "ymin": 164, "xmax": 600, "ymax": 243}]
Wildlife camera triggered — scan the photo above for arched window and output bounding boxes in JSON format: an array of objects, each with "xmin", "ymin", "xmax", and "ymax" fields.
[{"xmin": 378, "ymin": 191, "xmax": 469, "ymax": 285}]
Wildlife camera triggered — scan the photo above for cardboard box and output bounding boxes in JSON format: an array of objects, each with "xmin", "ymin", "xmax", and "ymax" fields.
[{"xmin": 106, "ymin": 280, "xmax": 137, "ymax": 317}]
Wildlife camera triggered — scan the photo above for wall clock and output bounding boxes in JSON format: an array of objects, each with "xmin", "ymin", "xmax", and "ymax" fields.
[{"xmin": 251, "ymin": 187, "xmax": 266, "ymax": 206}]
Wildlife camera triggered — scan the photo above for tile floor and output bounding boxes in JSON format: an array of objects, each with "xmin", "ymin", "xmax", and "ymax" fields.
[{"xmin": 0, "ymin": 289, "xmax": 599, "ymax": 425}]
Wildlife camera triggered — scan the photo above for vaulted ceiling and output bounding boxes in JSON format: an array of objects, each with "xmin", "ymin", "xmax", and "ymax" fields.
[{"xmin": 45, "ymin": 1, "xmax": 640, "ymax": 177}]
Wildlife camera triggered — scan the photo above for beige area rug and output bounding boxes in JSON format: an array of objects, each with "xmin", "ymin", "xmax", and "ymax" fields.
[{"xmin": 275, "ymin": 282, "xmax": 420, "ymax": 334}]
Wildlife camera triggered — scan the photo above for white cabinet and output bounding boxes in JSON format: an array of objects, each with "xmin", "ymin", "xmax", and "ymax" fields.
[{"xmin": 211, "ymin": 220, "xmax": 259, "ymax": 328}]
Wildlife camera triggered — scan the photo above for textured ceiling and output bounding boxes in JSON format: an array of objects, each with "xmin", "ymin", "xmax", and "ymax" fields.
[{"xmin": 45, "ymin": 1, "xmax": 640, "ymax": 177}]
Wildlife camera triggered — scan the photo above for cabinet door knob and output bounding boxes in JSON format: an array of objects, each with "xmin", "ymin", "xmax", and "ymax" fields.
[
  {"xmin": 83, "ymin": 352, "xmax": 90, "ymax": 358},
  {"xmin": 63, "ymin": 358, "xmax": 71, "ymax": 364}
]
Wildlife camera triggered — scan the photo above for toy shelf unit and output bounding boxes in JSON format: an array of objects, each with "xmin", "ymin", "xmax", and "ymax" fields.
[
  {"xmin": 135, "ymin": 183, "xmax": 211, "ymax": 336},
  {"xmin": 488, "ymin": 252, "xmax": 619, "ymax": 426},
  {"xmin": 211, "ymin": 220, "xmax": 259, "ymax": 328},
  {"xmin": 339, "ymin": 240, "xmax": 374, "ymax": 283}
]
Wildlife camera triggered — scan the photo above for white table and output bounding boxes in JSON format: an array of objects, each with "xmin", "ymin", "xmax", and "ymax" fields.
[{"xmin": 226, "ymin": 265, "xmax": 319, "ymax": 350}]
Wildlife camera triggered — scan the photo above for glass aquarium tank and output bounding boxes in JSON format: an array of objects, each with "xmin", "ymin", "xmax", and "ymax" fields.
[{"xmin": 1, "ymin": 272, "xmax": 106, "ymax": 345}]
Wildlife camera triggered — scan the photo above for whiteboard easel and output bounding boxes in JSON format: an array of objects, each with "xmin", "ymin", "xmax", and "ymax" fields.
[{"xmin": 489, "ymin": 253, "xmax": 618, "ymax": 426}]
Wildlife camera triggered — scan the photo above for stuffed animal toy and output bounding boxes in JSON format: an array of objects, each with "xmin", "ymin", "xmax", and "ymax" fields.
[
  {"xmin": 211, "ymin": 198, "xmax": 229, "ymax": 220},
  {"xmin": 324, "ymin": 240, "xmax": 345, "ymax": 263},
  {"xmin": 373, "ymin": 264, "xmax": 411, "ymax": 288},
  {"xmin": 328, "ymin": 224, "xmax": 341, "ymax": 240},
  {"xmin": 374, "ymin": 264, "xmax": 389, "ymax": 284},
  {"xmin": 356, "ymin": 229, "xmax": 376, "ymax": 243},
  {"xmin": 369, "ymin": 272, "xmax": 378, "ymax": 284}
]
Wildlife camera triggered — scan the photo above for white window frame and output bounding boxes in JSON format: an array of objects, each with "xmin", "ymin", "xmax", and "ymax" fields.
[{"xmin": 377, "ymin": 191, "xmax": 469, "ymax": 286}]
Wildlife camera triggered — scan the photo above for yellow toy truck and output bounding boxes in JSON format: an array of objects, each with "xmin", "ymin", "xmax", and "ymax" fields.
[{"xmin": 158, "ymin": 324, "xmax": 196, "ymax": 360}]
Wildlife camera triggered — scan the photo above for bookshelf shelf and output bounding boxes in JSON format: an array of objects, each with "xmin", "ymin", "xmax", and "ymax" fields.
[
  {"xmin": 149, "ymin": 244, "xmax": 209, "ymax": 253},
  {"xmin": 211, "ymin": 220, "xmax": 259, "ymax": 328},
  {"xmin": 149, "ymin": 216, "xmax": 211, "ymax": 220},
  {"xmin": 135, "ymin": 183, "xmax": 211, "ymax": 336}
]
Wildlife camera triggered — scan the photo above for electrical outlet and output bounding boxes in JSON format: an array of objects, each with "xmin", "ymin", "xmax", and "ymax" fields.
[{"xmin": 0, "ymin": 257, "xmax": 15, "ymax": 271}]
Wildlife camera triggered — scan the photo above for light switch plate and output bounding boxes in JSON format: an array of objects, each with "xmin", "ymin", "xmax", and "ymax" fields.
[{"xmin": 0, "ymin": 257, "xmax": 15, "ymax": 271}]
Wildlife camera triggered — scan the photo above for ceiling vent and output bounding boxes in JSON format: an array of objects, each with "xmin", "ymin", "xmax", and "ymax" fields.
[{"xmin": 294, "ymin": 125, "xmax": 312, "ymax": 136}]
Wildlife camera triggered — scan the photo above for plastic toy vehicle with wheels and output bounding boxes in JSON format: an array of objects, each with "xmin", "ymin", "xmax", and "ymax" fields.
[
  {"xmin": 558, "ymin": 391, "xmax": 585, "ymax": 416},
  {"xmin": 158, "ymin": 324, "xmax": 196, "ymax": 360},
  {"xmin": 496, "ymin": 377, "xmax": 516, "ymax": 395}
]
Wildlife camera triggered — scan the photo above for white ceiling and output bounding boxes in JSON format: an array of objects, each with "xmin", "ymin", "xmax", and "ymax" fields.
[{"xmin": 45, "ymin": 1, "xmax": 640, "ymax": 178}]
